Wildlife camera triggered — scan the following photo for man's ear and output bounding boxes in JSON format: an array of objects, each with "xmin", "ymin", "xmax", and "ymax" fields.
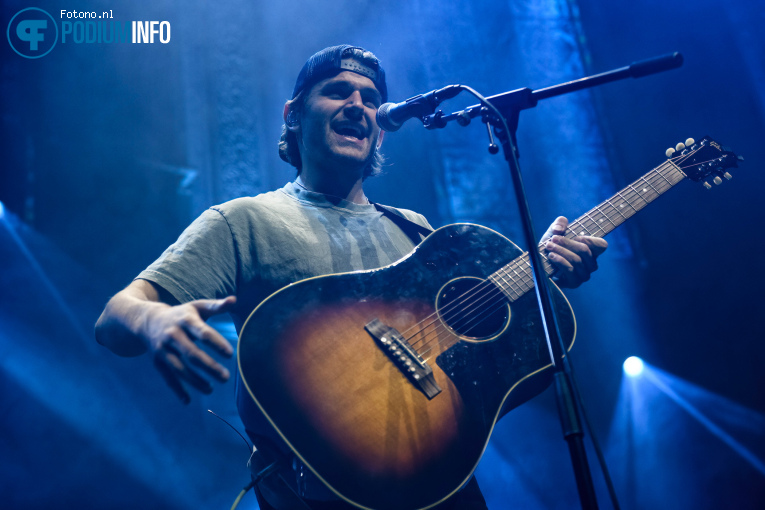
[
  {"xmin": 284, "ymin": 103, "xmax": 299, "ymax": 131},
  {"xmin": 376, "ymin": 129, "xmax": 385, "ymax": 149}
]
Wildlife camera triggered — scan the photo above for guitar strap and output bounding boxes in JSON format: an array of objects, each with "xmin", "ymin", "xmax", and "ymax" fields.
[{"xmin": 373, "ymin": 203, "xmax": 433, "ymax": 245}]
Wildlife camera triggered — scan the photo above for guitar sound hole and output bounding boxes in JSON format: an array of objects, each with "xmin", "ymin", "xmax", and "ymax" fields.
[{"xmin": 436, "ymin": 277, "xmax": 510, "ymax": 340}]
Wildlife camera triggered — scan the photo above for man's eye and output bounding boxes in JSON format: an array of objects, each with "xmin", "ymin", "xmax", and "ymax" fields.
[
  {"xmin": 326, "ymin": 85, "xmax": 351, "ymax": 98},
  {"xmin": 363, "ymin": 96, "xmax": 381, "ymax": 108}
]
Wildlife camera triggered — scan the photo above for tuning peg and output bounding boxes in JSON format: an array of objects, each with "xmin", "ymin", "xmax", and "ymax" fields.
[
  {"xmin": 675, "ymin": 142, "xmax": 686, "ymax": 151},
  {"xmin": 713, "ymin": 176, "xmax": 723, "ymax": 185},
  {"xmin": 665, "ymin": 148, "xmax": 676, "ymax": 158},
  {"xmin": 703, "ymin": 182, "xmax": 712, "ymax": 190},
  {"xmin": 685, "ymin": 137, "xmax": 695, "ymax": 147},
  {"xmin": 724, "ymin": 172, "xmax": 732, "ymax": 180}
]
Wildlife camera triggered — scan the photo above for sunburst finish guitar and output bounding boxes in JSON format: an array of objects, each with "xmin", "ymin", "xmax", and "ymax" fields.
[{"xmin": 237, "ymin": 137, "xmax": 741, "ymax": 510}]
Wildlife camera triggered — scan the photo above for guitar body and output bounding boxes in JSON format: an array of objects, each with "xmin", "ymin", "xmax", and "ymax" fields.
[{"xmin": 238, "ymin": 223, "xmax": 576, "ymax": 510}]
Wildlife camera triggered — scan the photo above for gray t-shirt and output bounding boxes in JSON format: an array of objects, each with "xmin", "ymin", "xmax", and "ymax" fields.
[
  {"xmin": 137, "ymin": 181, "xmax": 432, "ymax": 332},
  {"xmin": 137, "ymin": 181, "xmax": 433, "ymax": 501}
]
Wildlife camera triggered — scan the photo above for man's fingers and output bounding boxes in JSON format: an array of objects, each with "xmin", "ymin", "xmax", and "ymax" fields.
[
  {"xmin": 193, "ymin": 296, "xmax": 237, "ymax": 321},
  {"xmin": 545, "ymin": 236, "xmax": 598, "ymax": 287},
  {"xmin": 547, "ymin": 236, "xmax": 598, "ymax": 271},
  {"xmin": 201, "ymin": 328, "xmax": 234, "ymax": 358},
  {"xmin": 548, "ymin": 252, "xmax": 589, "ymax": 288},
  {"xmin": 166, "ymin": 326, "xmax": 231, "ymax": 382},
  {"xmin": 546, "ymin": 251, "xmax": 573, "ymax": 272},
  {"xmin": 154, "ymin": 354, "xmax": 191, "ymax": 404},
  {"xmin": 546, "ymin": 237, "xmax": 584, "ymax": 269},
  {"xmin": 539, "ymin": 216, "xmax": 608, "ymax": 288},
  {"xmin": 144, "ymin": 297, "xmax": 237, "ymax": 403},
  {"xmin": 184, "ymin": 317, "xmax": 234, "ymax": 358},
  {"xmin": 185, "ymin": 343, "xmax": 231, "ymax": 382},
  {"xmin": 547, "ymin": 249, "xmax": 588, "ymax": 282},
  {"xmin": 542, "ymin": 216, "xmax": 569, "ymax": 242},
  {"xmin": 160, "ymin": 349, "xmax": 214, "ymax": 395},
  {"xmin": 577, "ymin": 236, "xmax": 608, "ymax": 258}
]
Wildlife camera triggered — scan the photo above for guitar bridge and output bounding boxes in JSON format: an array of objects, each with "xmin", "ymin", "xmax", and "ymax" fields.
[{"xmin": 365, "ymin": 318, "xmax": 442, "ymax": 400}]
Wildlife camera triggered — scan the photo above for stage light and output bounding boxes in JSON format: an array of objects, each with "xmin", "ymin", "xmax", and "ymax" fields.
[{"xmin": 623, "ymin": 356, "xmax": 644, "ymax": 377}]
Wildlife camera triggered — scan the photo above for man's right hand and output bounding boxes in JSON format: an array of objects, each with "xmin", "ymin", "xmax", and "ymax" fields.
[
  {"xmin": 146, "ymin": 296, "xmax": 236, "ymax": 404},
  {"xmin": 95, "ymin": 280, "xmax": 237, "ymax": 404}
]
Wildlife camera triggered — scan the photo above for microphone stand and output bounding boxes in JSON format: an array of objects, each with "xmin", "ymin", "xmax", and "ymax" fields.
[{"xmin": 420, "ymin": 52, "xmax": 683, "ymax": 509}]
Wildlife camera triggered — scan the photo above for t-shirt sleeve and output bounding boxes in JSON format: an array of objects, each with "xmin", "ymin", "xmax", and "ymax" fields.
[{"xmin": 136, "ymin": 208, "xmax": 238, "ymax": 304}]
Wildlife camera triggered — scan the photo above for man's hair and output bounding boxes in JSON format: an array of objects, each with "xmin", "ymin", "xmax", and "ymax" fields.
[{"xmin": 278, "ymin": 47, "xmax": 385, "ymax": 178}]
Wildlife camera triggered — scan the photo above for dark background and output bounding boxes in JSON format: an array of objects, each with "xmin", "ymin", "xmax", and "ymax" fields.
[{"xmin": 2, "ymin": 0, "xmax": 763, "ymax": 508}]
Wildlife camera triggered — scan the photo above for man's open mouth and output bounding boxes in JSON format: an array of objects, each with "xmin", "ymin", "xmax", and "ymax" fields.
[{"xmin": 334, "ymin": 124, "xmax": 366, "ymax": 140}]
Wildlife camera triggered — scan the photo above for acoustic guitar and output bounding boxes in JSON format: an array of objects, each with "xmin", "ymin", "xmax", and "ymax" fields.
[{"xmin": 237, "ymin": 137, "xmax": 741, "ymax": 510}]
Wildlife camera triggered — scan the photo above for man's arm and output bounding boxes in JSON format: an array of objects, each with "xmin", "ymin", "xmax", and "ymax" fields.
[{"xmin": 95, "ymin": 279, "xmax": 236, "ymax": 404}]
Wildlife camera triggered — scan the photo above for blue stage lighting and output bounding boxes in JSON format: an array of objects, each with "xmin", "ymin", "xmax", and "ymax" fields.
[{"xmin": 623, "ymin": 356, "xmax": 644, "ymax": 377}]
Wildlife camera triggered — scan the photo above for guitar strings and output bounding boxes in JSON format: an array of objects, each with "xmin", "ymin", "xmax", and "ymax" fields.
[
  {"xmin": 400, "ymin": 147, "xmax": 710, "ymax": 361},
  {"xmin": 403, "ymin": 246, "xmax": 547, "ymax": 344},
  {"xmin": 414, "ymin": 157, "xmax": 684, "ymax": 340},
  {"xmin": 403, "ymin": 254, "xmax": 542, "ymax": 352},
  {"xmin": 402, "ymin": 221, "xmax": 567, "ymax": 351},
  {"xmin": 411, "ymin": 155, "xmax": 695, "ymax": 361},
  {"xmin": 408, "ymin": 148, "xmax": 702, "ymax": 360}
]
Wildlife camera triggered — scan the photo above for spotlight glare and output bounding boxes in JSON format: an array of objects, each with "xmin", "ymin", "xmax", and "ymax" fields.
[{"xmin": 623, "ymin": 356, "xmax": 644, "ymax": 377}]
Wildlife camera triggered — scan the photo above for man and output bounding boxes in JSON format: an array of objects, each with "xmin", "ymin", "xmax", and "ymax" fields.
[{"xmin": 96, "ymin": 45, "xmax": 607, "ymax": 509}]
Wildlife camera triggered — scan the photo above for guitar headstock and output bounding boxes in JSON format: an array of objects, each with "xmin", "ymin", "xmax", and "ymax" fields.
[{"xmin": 665, "ymin": 136, "xmax": 743, "ymax": 189}]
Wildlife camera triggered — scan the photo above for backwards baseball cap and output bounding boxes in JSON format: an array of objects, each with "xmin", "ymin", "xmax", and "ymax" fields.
[{"xmin": 291, "ymin": 44, "xmax": 388, "ymax": 103}]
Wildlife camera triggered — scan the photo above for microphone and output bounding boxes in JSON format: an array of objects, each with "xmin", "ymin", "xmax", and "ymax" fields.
[{"xmin": 376, "ymin": 85, "xmax": 462, "ymax": 132}]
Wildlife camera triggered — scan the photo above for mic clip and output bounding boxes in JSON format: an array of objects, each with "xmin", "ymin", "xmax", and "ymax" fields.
[{"xmin": 423, "ymin": 110, "xmax": 447, "ymax": 130}]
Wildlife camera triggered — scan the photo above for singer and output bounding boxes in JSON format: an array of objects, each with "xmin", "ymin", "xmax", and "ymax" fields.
[{"xmin": 95, "ymin": 44, "xmax": 607, "ymax": 510}]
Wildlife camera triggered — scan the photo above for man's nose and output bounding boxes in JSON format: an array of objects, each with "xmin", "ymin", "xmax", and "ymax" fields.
[{"xmin": 344, "ymin": 91, "xmax": 364, "ymax": 119}]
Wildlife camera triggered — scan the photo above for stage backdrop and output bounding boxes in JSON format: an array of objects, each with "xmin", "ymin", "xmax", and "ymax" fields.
[{"xmin": 1, "ymin": 0, "xmax": 763, "ymax": 508}]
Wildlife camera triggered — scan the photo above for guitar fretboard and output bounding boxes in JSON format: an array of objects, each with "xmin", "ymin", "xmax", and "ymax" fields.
[{"xmin": 489, "ymin": 159, "xmax": 686, "ymax": 302}]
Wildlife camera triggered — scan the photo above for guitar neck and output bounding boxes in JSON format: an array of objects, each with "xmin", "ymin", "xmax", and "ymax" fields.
[
  {"xmin": 490, "ymin": 159, "xmax": 687, "ymax": 302},
  {"xmin": 566, "ymin": 159, "xmax": 686, "ymax": 240}
]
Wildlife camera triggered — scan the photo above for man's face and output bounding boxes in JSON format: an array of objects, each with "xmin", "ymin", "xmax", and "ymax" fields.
[{"xmin": 293, "ymin": 70, "xmax": 383, "ymax": 174}]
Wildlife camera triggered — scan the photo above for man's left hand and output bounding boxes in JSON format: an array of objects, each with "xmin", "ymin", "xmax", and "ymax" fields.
[{"xmin": 541, "ymin": 216, "xmax": 608, "ymax": 288}]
